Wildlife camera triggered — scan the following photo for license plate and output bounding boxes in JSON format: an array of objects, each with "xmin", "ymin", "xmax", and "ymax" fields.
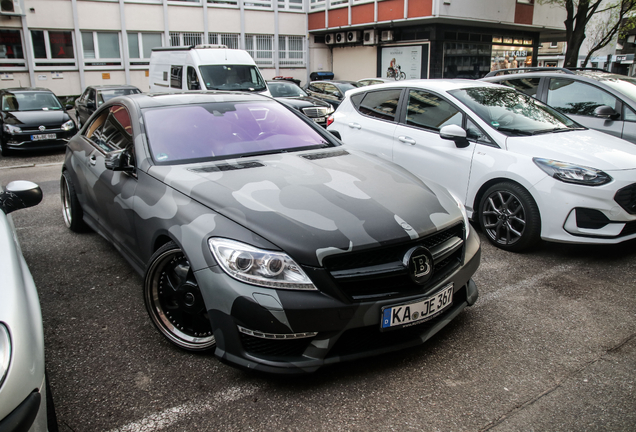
[
  {"xmin": 313, "ymin": 117, "xmax": 326, "ymax": 123},
  {"xmin": 381, "ymin": 284, "xmax": 454, "ymax": 330},
  {"xmin": 31, "ymin": 133, "xmax": 56, "ymax": 141}
]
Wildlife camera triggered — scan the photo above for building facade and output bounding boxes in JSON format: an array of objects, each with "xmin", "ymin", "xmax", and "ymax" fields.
[{"xmin": 1, "ymin": 0, "xmax": 567, "ymax": 97}]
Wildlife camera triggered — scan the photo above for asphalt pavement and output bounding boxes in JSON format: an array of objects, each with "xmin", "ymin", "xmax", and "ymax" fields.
[{"xmin": 1, "ymin": 151, "xmax": 634, "ymax": 432}]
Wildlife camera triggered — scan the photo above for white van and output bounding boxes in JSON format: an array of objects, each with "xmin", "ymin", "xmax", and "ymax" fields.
[{"xmin": 148, "ymin": 44, "xmax": 270, "ymax": 95}]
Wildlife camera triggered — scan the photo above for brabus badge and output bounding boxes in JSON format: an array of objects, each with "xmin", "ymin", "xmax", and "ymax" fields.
[
  {"xmin": 403, "ymin": 246, "xmax": 434, "ymax": 285},
  {"xmin": 39, "ymin": 125, "xmax": 46, "ymax": 131}
]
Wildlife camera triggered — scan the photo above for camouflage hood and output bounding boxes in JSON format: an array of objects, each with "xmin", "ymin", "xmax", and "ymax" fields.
[{"xmin": 147, "ymin": 148, "xmax": 462, "ymax": 266}]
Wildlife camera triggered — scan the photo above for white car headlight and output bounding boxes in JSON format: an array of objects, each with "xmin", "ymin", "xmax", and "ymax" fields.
[
  {"xmin": 0, "ymin": 323, "xmax": 11, "ymax": 387},
  {"xmin": 450, "ymin": 193, "xmax": 470, "ymax": 237},
  {"xmin": 533, "ymin": 158, "xmax": 612, "ymax": 186},
  {"xmin": 208, "ymin": 238, "xmax": 317, "ymax": 290},
  {"xmin": 3, "ymin": 124, "xmax": 21, "ymax": 134},
  {"xmin": 327, "ymin": 104, "xmax": 335, "ymax": 115},
  {"xmin": 61, "ymin": 119, "xmax": 75, "ymax": 131}
]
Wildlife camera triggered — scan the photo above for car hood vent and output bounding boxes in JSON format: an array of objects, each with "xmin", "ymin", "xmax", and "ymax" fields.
[
  {"xmin": 301, "ymin": 149, "xmax": 349, "ymax": 160},
  {"xmin": 189, "ymin": 161, "xmax": 264, "ymax": 173}
]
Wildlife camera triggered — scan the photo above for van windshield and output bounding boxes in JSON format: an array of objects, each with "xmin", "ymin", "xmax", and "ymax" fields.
[{"xmin": 199, "ymin": 65, "xmax": 267, "ymax": 92}]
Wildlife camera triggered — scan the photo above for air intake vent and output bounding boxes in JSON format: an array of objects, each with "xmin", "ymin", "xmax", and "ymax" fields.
[
  {"xmin": 301, "ymin": 150, "xmax": 349, "ymax": 160},
  {"xmin": 189, "ymin": 161, "xmax": 264, "ymax": 172}
]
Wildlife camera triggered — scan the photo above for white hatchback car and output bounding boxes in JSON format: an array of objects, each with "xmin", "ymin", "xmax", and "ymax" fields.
[{"xmin": 327, "ymin": 80, "xmax": 636, "ymax": 251}]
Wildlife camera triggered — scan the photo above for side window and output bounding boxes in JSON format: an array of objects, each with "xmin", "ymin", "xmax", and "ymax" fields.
[
  {"xmin": 547, "ymin": 79, "xmax": 618, "ymax": 116},
  {"xmin": 88, "ymin": 89, "xmax": 96, "ymax": 103},
  {"xmin": 85, "ymin": 104, "xmax": 133, "ymax": 153},
  {"xmin": 350, "ymin": 93, "xmax": 365, "ymax": 109},
  {"xmin": 406, "ymin": 90, "xmax": 463, "ymax": 131},
  {"xmin": 79, "ymin": 89, "xmax": 89, "ymax": 103},
  {"xmin": 357, "ymin": 89, "xmax": 402, "ymax": 121},
  {"xmin": 499, "ymin": 78, "xmax": 541, "ymax": 98},
  {"xmin": 323, "ymin": 83, "xmax": 340, "ymax": 97},
  {"xmin": 187, "ymin": 66, "xmax": 201, "ymax": 90},
  {"xmin": 309, "ymin": 83, "xmax": 323, "ymax": 93},
  {"xmin": 624, "ymin": 105, "xmax": 636, "ymax": 122},
  {"xmin": 170, "ymin": 65, "xmax": 183, "ymax": 89},
  {"xmin": 466, "ymin": 118, "xmax": 493, "ymax": 145}
]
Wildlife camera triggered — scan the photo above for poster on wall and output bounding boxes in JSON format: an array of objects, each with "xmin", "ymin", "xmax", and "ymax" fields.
[{"xmin": 380, "ymin": 45, "xmax": 426, "ymax": 80}]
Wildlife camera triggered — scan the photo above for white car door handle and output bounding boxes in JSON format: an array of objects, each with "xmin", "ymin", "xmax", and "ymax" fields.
[
  {"xmin": 348, "ymin": 122, "xmax": 361, "ymax": 129},
  {"xmin": 89, "ymin": 155, "xmax": 97, "ymax": 166},
  {"xmin": 398, "ymin": 136, "xmax": 416, "ymax": 145}
]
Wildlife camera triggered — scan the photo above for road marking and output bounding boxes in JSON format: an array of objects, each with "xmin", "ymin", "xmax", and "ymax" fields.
[{"xmin": 107, "ymin": 384, "xmax": 260, "ymax": 432}]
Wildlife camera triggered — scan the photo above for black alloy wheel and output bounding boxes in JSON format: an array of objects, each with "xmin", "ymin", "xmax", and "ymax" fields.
[
  {"xmin": 479, "ymin": 182, "xmax": 541, "ymax": 252},
  {"xmin": 144, "ymin": 241, "xmax": 215, "ymax": 351}
]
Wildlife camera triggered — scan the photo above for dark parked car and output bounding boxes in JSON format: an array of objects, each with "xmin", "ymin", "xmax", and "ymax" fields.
[
  {"xmin": 60, "ymin": 91, "xmax": 480, "ymax": 374},
  {"xmin": 482, "ymin": 67, "xmax": 636, "ymax": 144},
  {"xmin": 267, "ymin": 80, "xmax": 334, "ymax": 127},
  {"xmin": 74, "ymin": 85, "xmax": 141, "ymax": 129},
  {"xmin": 1, "ymin": 88, "xmax": 76, "ymax": 156},
  {"xmin": 305, "ymin": 80, "xmax": 360, "ymax": 108}
]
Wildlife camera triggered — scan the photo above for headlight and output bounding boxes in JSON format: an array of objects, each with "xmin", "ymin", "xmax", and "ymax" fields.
[
  {"xmin": 208, "ymin": 238, "xmax": 317, "ymax": 290},
  {"xmin": 327, "ymin": 104, "xmax": 334, "ymax": 115},
  {"xmin": 450, "ymin": 193, "xmax": 470, "ymax": 237},
  {"xmin": 3, "ymin": 124, "xmax": 21, "ymax": 134},
  {"xmin": 533, "ymin": 158, "xmax": 612, "ymax": 186},
  {"xmin": 61, "ymin": 119, "xmax": 75, "ymax": 131},
  {"xmin": 0, "ymin": 323, "xmax": 11, "ymax": 388}
]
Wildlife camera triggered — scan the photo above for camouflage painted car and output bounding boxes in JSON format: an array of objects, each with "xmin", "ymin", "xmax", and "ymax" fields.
[{"xmin": 60, "ymin": 92, "xmax": 480, "ymax": 373}]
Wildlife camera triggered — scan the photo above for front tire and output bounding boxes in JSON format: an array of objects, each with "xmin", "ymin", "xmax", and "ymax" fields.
[
  {"xmin": 144, "ymin": 241, "xmax": 215, "ymax": 351},
  {"xmin": 478, "ymin": 182, "xmax": 541, "ymax": 252},
  {"xmin": 60, "ymin": 171, "xmax": 88, "ymax": 232}
]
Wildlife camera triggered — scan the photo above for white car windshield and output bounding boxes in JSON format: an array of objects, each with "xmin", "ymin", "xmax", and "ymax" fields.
[
  {"xmin": 199, "ymin": 65, "xmax": 267, "ymax": 92},
  {"xmin": 450, "ymin": 87, "xmax": 580, "ymax": 135}
]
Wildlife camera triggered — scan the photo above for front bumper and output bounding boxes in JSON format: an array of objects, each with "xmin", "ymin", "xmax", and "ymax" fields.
[
  {"xmin": 2, "ymin": 130, "xmax": 74, "ymax": 151},
  {"xmin": 532, "ymin": 171, "xmax": 636, "ymax": 244},
  {"xmin": 197, "ymin": 228, "xmax": 480, "ymax": 374}
]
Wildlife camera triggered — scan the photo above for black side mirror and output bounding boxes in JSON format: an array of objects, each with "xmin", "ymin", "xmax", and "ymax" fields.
[
  {"xmin": 440, "ymin": 125, "xmax": 470, "ymax": 148},
  {"xmin": 65, "ymin": 104, "xmax": 74, "ymax": 110},
  {"xmin": 87, "ymin": 101, "xmax": 96, "ymax": 110},
  {"xmin": 594, "ymin": 105, "xmax": 620, "ymax": 120},
  {"xmin": 0, "ymin": 181, "xmax": 42, "ymax": 215},
  {"xmin": 105, "ymin": 150, "xmax": 134, "ymax": 172},
  {"xmin": 329, "ymin": 130, "xmax": 342, "ymax": 140}
]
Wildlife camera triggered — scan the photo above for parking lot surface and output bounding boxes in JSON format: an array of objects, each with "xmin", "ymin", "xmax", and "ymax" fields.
[{"xmin": 1, "ymin": 151, "xmax": 634, "ymax": 431}]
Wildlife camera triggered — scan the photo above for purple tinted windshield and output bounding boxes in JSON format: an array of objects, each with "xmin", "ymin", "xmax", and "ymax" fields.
[{"xmin": 143, "ymin": 101, "xmax": 329, "ymax": 164}]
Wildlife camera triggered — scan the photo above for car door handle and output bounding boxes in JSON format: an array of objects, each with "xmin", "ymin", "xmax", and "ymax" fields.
[
  {"xmin": 348, "ymin": 122, "xmax": 361, "ymax": 130},
  {"xmin": 89, "ymin": 155, "xmax": 97, "ymax": 166},
  {"xmin": 398, "ymin": 136, "xmax": 416, "ymax": 145}
]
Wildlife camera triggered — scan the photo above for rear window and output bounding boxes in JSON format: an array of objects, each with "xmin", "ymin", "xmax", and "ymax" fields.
[{"xmin": 143, "ymin": 101, "xmax": 332, "ymax": 164}]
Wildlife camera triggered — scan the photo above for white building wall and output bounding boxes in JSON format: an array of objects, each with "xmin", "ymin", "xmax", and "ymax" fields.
[
  {"xmin": 244, "ymin": 10, "xmax": 275, "ymax": 34},
  {"xmin": 278, "ymin": 12, "xmax": 305, "ymax": 35},
  {"xmin": 26, "ymin": 1, "xmax": 74, "ymax": 29},
  {"xmin": 84, "ymin": 70, "xmax": 127, "ymax": 87},
  {"xmin": 0, "ymin": 73, "xmax": 31, "ymax": 90},
  {"xmin": 166, "ymin": 5, "xmax": 205, "ymax": 32},
  {"xmin": 125, "ymin": 3, "xmax": 165, "ymax": 32},
  {"xmin": 532, "ymin": 1, "xmax": 568, "ymax": 28},
  {"xmin": 332, "ymin": 46, "xmax": 376, "ymax": 80},
  {"xmin": 77, "ymin": 1, "xmax": 121, "ymax": 30},
  {"xmin": 208, "ymin": 9, "xmax": 242, "ymax": 33},
  {"xmin": 438, "ymin": 0, "xmax": 515, "ymax": 23}
]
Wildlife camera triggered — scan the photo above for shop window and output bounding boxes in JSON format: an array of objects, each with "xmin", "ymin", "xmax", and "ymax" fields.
[
  {"xmin": 127, "ymin": 32, "xmax": 162, "ymax": 66},
  {"xmin": 0, "ymin": 29, "xmax": 25, "ymax": 68},
  {"xmin": 82, "ymin": 31, "xmax": 122, "ymax": 67},
  {"xmin": 31, "ymin": 30, "xmax": 76, "ymax": 68}
]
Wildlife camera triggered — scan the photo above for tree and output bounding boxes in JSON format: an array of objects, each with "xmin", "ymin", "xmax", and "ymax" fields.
[{"xmin": 540, "ymin": 0, "xmax": 636, "ymax": 67}]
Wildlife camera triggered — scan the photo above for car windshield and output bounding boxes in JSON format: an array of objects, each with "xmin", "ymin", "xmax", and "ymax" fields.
[
  {"xmin": 269, "ymin": 82, "xmax": 308, "ymax": 98},
  {"xmin": 143, "ymin": 100, "xmax": 332, "ymax": 164},
  {"xmin": 1, "ymin": 92, "xmax": 63, "ymax": 112},
  {"xmin": 335, "ymin": 82, "xmax": 360, "ymax": 92},
  {"xmin": 199, "ymin": 65, "xmax": 267, "ymax": 92},
  {"xmin": 98, "ymin": 88, "xmax": 141, "ymax": 104},
  {"xmin": 449, "ymin": 87, "xmax": 579, "ymax": 135},
  {"xmin": 598, "ymin": 76, "xmax": 636, "ymax": 102}
]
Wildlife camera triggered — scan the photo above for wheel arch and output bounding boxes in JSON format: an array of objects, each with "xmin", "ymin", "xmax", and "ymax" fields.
[{"xmin": 471, "ymin": 177, "xmax": 536, "ymax": 222}]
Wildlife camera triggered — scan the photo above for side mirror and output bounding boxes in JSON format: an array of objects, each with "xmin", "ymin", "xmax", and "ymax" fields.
[
  {"xmin": 0, "ymin": 181, "xmax": 42, "ymax": 215},
  {"xmin": 440, "ymin": 124, "xmax": 470, "ymax": 148},
  {"xmin": 329, "ymin": 130, "xmax": 342, "ymax": 140},
  {"xmin": 105, "ymin": 150, "xmax": 134, "ymax": 172},
  {"xmin": 87, "ymin": 101, "xmax": 96, "ymax": 110},
  {"xmin": 65, "ymin": 104, "xmax": 74, "ymax": 110},
  {"xmin": 594, "ymin": 105, "xmax": 620, "ymax": 120}
]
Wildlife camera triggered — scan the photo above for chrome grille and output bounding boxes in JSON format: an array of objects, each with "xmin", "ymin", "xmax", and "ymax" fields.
[{"xmin": 301, "ymin": 106, "xmax": 329, "ymax": 118}]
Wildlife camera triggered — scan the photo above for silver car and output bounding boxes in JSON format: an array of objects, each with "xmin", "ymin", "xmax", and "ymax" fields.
[{"xmin": 0, "ymin": 181, "xmax": 57, "ymax": 431}]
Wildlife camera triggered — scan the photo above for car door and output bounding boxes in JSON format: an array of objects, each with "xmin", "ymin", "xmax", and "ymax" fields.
[
  {"xmin": 545, "ymin": 77, "xmax": 624, "ymax": 139},
  {"xmin": 392, "ymin": 89, "xmax": 476, "ymax": 205},
  {"xmin": 80, "ymin": 104, "xmax": 139, "ymax": 252}
]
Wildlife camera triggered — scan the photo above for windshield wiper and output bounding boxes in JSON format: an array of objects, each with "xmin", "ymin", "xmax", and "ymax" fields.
[
  {"xmin": 532, "ymin": 127, "xmax": 585, "ymax": 135},
  {"xmin": 495, "ymin": 127, "xmax": 533, "ymax": 136}
]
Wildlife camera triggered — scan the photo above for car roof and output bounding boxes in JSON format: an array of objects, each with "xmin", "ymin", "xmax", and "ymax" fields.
[
  {"xmin": 347, "ymin": 79, "xmax": 501, "ymax": 94},
  {"xmin": 122, "ymin": 91, "xmax": 272, "ymax": 110},
  {"xmin": 0, "ymin": 87, "xmax": 55, "ymax": 93},
  {"xmin": 88, "ymin": 85, "xmax": 141, "ymax": 91}
]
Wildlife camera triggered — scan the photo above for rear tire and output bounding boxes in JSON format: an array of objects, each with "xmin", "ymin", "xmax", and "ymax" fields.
[
  {"xmin": 478, "ymin": 182, "xmax": 541, "ymax": 252},
  {"xmin": 60, "ymin": 171, "xmax": 89, "ymax": 232}
]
